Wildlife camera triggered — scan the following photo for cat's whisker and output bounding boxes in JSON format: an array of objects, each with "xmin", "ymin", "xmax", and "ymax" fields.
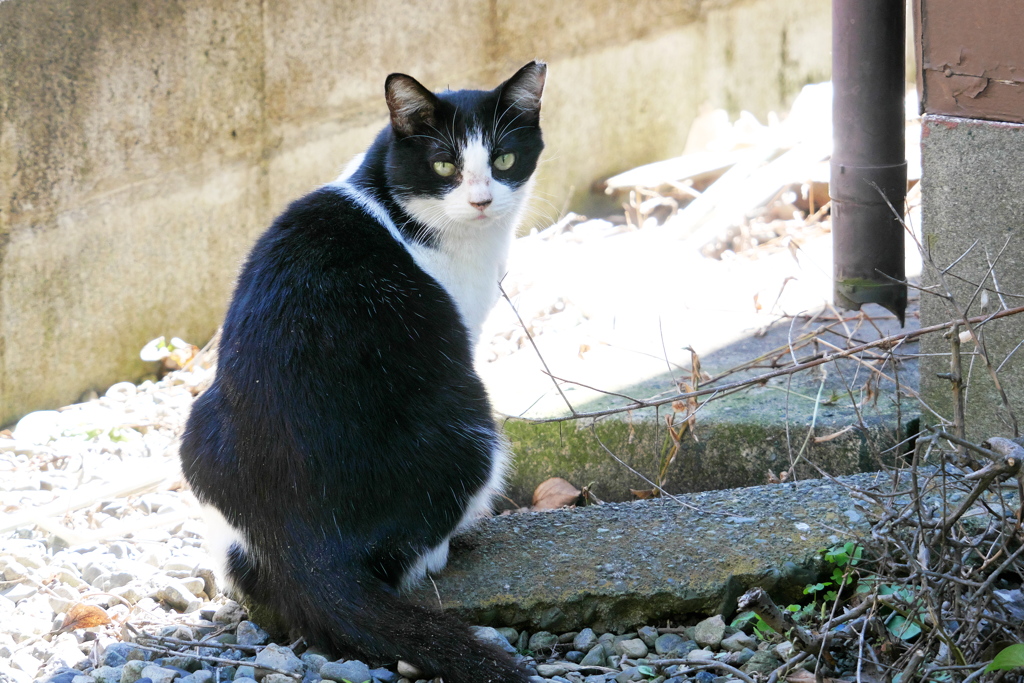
[
  {"xmin": 496, "ymin": 123, "xmax": 535, "ymax": 146},
  {"xmin": 423, "ymin": 124, "xmax": 456, "ymax": 154},
  {"xmin": 405, "ymin": 133, "xmax": 451, "ymax": 149},
  {"xmin": 495, "ymin": 106, "xmax": 527, "ymax": 145}
]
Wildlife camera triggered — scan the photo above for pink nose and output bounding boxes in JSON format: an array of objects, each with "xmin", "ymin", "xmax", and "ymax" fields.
[{"xmin": 470, "ymin": 199, "xmax": 492, "ymax": 210}]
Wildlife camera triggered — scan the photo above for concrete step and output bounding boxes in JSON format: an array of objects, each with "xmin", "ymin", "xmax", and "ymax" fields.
[{"xmin": 410, "ymin": 472, "xmax": 881, "ymax": 633}]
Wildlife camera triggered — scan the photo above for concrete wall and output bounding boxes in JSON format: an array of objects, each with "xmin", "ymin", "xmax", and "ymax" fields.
[
  {"xmin": 919, "ymin": 116, "xmax": 1024, "ymax": 442},
  {"xmin": 0, "ymin": 0, "xmax": 832, "ymax": 427}
]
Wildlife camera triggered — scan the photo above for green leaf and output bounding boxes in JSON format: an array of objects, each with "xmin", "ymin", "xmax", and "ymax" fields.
[
  {"xmin": 730, "ymin": 611, "xmax": 756, "ymax": 629},
  {"xmin": 886, "ymin": 614, "xmax": 922, "ymax": 641},
  {"xmin": 637, "ymin": 665, "xmax": 656, "ymax": 677},
  {"xmin": 987, "ymin": 644, "xmax": 1024, "ymax": 672}
]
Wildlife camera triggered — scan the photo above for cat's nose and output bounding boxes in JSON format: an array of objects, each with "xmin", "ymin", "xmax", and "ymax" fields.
[{"xmin": 470, "ymin": 199, "xmax": 492, "ymax": 210}]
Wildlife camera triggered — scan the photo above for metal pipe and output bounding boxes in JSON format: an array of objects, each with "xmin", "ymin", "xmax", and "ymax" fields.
[{"xmin": 831, "ymin": 0, "xmax": 908, "ymax": 324}]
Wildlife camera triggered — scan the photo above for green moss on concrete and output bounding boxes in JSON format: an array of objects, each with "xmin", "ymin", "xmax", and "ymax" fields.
[{"xmin": 502, "ymin": 381, "xmax": 903, "ymax": 504}]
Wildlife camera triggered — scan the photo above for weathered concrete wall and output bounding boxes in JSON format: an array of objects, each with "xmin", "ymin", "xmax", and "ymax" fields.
[
  {"xmin": 919, "ymin": 115, "xmax": 1024, "ymax": 442},
  {"xmin": 0, "ymin": 0, "xmax": 832, "ymax": 427}
]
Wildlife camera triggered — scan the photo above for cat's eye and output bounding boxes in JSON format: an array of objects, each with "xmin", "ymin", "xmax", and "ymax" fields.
[
  {"xmin": 433, "ymin": 161, "xmax": 456, "ymax": 177},
  {"xmin": 493, "ymin": 153, "xmax": 516, "ymax": 171}
]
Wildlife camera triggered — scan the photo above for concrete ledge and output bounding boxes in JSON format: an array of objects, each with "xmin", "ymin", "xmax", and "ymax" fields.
[
  {"xmin": 488, "ymin": 311, "xmax": 918, "ymax": 505},
  {"xmin": 411, "ymin": 472, "xmax": 880, "ymax": 633}
]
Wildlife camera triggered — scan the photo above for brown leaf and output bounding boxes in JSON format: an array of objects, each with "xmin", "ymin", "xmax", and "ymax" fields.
[
  {"xmin": 531, "ymin": 477, "xmax": 581, "ymax": 510},
  {"xmin": 56, "ymin": 603, "xmax": 111, "ymax": 633},
  {"xmin": 630, "ymin": 488, "xmax": 659, "ymax": 500},
  {"xmin": 580, "ymin": 485, "xmax": 603, "ymax": 506}
]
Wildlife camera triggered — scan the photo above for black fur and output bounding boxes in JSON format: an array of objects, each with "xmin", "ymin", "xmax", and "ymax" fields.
[{"xmin": 179, "ymin": 63, "xmax": 545, "ymax": 682}]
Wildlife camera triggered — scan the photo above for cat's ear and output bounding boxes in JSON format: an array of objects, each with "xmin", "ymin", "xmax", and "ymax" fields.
[
  {"xmin": 496, "ymin": 61, "xmax": 547, "ymax": 122},
  {"xmin": 385, "ymin": 74, "xmax": 440, "ymax": 138}
]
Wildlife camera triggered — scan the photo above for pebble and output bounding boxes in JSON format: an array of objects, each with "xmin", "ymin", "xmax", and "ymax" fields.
[
  {"xmin": 122, "ymin": 661, "xmax": 149, "ymax": 683},
  {"xmin": 181, "ymin": 673, "xmax": 213, "ymax": 683},
  {"xmin": 140, "ymin": 666, "xmax": 178, "ymax": 683},
  {"xmin": 614, "ymin": 667, "xmax": 641, "ymax": 683},
  {"xmin": 720, "ymin": 630, "xmax": 756, "ymax": 652},
  {"xmin": 255, "ymin": 644, "xmax": 304, "ymax": 677},
  {"xmin": 236, "ymin": 621, "xmax": 270, "ymax": 647},
  {"xmin": 579, "ymin": 645, "xmax": 606, "ymax": 667},
  {"xmin": 535, "ymin": 664, "xmax": 567, "ymax": 678},
  {"xmin": 395, "ymin": 661, "xmax": 421, "ymax": 679},
  {"xmin": 300, "ymin": 653, "xmax": 328, "ymax": 674},
  {"xmin": 613, "ymin": 638, "xmax": 648, "ymax": 659},
  {"xmin": 213, "ymin": 601, "xmax": 246, "ymax": 625},
  {"xmin": 693, "ymin": 615, "xmax": 727, "ymax": 649},
  {"xmin": 495, "ymin": 627, "xmax": 519, "ymax": 646},
  {"xmin": 729, "ymin": 647, "xmax": 756, "ymax": 666},
  {"xmin": 636, "ymin": 625, "xmax": 659, "ymax": 648},
  {"xmin": 742, "ymin": 650, "xmax": 782, "ymax": 674},
  {"xmin": 654, "ymin": 633, "xmax": 695, "ymax": 658},
  {"xmin": 154, "ymin": 581, "xmax": 202, "ymax": 613},
  {"xmin": 320, "ymin": 660, "xmax": 371, "ymax": 683},
  {"xmin": 368, "ymin": 668, "xmax": 399, "ymax": 683},
  {"xmin": 471, "ymin": 625, "xmax": 517, "ymax": 654},
  {"xmin": 572, "ymin": 628, "xmax": 598, "ymax": 653},
  {"xmin": 775, "ymin": 640, "xmax": 795, "ymax": 660},
  {"xmin": 99, "ymin": 667, "xmax": 129, "ymax": 683},
  {"xmin": 527, "ymin": 631, "xmax": 558, "ymax": 653}
]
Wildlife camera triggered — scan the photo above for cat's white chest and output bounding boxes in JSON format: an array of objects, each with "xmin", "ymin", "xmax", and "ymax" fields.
[{"xmin": 405, "ymin": 226, "xmax": 514, "ymax": 344}]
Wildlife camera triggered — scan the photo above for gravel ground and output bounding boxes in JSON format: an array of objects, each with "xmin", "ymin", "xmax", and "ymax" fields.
[{"xmin": 0, "ymin": 353, "xmax": 823, "ymax": 683}]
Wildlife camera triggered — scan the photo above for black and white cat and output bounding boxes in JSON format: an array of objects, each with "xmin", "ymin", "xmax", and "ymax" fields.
[{"xmin": 179, "ymin": 62, "xmax": 546, "ymax": 683}]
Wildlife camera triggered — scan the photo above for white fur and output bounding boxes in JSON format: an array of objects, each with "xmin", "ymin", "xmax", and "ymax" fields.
[
  {"xmin": 457, "ymin": 434, "xmax": 513, "ymax": 531},
  {"xmin": 337, "ymin": 152, "xmax": 365, "ymax": 183},
  {"xmin": 325, "ymin": 177, "xmax": 407, "ymax": 248},
  {"xmin": 199, "ymin": 502, "xmax": 247, "ymax": 595},
  {"xmin": 400, "ymin": 538, "xmax": 450, "ymax": 590}
]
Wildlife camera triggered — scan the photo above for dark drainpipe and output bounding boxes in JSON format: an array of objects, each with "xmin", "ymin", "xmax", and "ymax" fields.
[{"xmin": 831, "ymin": 0, "xmax": 908, "ymax": 324}]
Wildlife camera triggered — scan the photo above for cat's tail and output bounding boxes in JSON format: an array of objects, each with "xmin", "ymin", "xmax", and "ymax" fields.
[{"xmin": 266, "ymin": 546, "xmax": 529, "ymax": 683}]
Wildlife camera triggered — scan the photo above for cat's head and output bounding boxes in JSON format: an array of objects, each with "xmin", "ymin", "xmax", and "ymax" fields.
[{"xmin": 382, "ymin": 61, "xmax": 546, "ymax": 236}]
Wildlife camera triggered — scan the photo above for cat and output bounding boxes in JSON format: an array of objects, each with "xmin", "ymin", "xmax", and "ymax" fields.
[{"xmin": 178, "ymin": 61, "xmax": 546, "ymax": 683}]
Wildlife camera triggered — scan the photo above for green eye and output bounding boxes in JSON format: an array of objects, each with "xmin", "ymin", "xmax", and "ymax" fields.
[
  {"xmin": 433, "ymin": 161, "xmax": 456, "ymax": 177},
  {"xmin": 493, "ymin": 153, "xmax": 516, "ymax": 171}
]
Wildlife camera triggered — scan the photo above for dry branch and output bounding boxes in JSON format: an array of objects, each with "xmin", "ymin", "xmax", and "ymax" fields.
[{"xmin": 512, "ymin": 305, "xmax": 1024, "ymax": 424}]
